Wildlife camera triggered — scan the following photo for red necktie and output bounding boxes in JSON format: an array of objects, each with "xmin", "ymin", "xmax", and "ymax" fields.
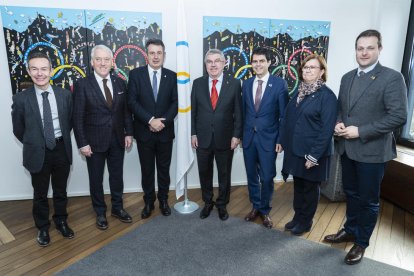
[{"xmin": 211, "ymin": 79, "xmax": 218, "ymax": 110}]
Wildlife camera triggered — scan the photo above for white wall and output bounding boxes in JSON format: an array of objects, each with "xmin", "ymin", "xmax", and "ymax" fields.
[{"xmin": 0, "ymin": 0, "xmax": 411, "ymax": 200}]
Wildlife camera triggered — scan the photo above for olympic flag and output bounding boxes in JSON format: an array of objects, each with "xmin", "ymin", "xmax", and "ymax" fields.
[{"xmin": 175, "ymin": 0, "xmax": 194, "ymax": 199}]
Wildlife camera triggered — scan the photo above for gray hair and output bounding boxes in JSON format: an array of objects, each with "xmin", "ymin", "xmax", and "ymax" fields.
[
  {"xmin": 204, "ymin": 49, "xmax": 225, "ymax": 63},
  {"xmin": 90, "ymin": 44, "xmax": 113, "ymax": 60}
]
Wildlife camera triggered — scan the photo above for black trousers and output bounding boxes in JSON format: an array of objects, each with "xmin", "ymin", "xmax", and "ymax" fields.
[
  {"xmin": 137, "ymin": 139, "xmax": 173, "ymax": 205},
  {"xmin": 30, "ymin": 140, "xmax": 70, "ymax": 230},
  {"xmin": 86, "ymin": 132, "xmax": 125, "ymax": 215},
  {"xmin": 196, "ymin": 138, "xmax": 234, "ymax": 208},
  {"xmin": 292, "ymin": 176, "xmax": 320, "ymax": 225}
]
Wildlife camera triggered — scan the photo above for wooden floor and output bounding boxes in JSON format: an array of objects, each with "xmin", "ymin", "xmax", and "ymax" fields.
[{"xmin": 0, "ymin": 183, "xmax": 414, "ymax": 275}]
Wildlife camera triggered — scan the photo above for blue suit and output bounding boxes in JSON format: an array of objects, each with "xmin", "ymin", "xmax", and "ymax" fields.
[{"xmin": 242, "ymin": 74, "xmax": 288, "ymax": 215}]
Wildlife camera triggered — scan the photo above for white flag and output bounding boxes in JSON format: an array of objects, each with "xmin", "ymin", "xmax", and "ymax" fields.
[{"xmin": 175, "ymin": 0, "xmax": 194, "ymax": 199}]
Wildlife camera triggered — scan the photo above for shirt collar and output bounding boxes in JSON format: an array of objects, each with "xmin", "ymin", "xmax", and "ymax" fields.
[
  {"xmin": 209, "ymin": 73, "xmax": 224, "ymax": 84},
  {"xmin": 148, "ymin": 65, "xmax": 161, "ymax": 75},
  {"xmin": 34, "ymin": 84, "xmax": 54, "ymax": 96},
  {"xmin": 255, "ymin": 72, "xmax": 270, "ymax": 84},
  {"xmin": 94, "ymin": 71, "xmax": 110, "ymax": 82},
  {"xmin": 358, "ymin": 61, "xmax": 378, "ymax": 75}
]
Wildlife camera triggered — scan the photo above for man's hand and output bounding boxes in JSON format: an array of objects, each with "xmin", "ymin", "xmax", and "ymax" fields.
[
  {"xmin": 80, "ymin": 145, "xmax": 93, "ymax": 157},
  {"xmin": 334, "ymin": 122, "xmax": 346, "ymax": 136},
  {"xmin": 149, "ymin": 118, "xmax": 166, "ymax": 132},
  {"xmin": 231, "ymin": 137, "xmax": 240, "ymax": 150},
  {"xmin": 337, "ymin": 125, "xmax": 359, "ymax": 139},
  {"xmin": 305, "ymin": 160, "xmax": 317, "ymax": 169},
  {"xmin": 275, "ymin": 144, "xmax": 283, "ymax": 153},
  {"xmin": 125, "ymin": 136, "xmax": 132, "ymax": 149},
  {"xmin": 191, "ymin": 136, "xmax": 198, "ymax": 149}
]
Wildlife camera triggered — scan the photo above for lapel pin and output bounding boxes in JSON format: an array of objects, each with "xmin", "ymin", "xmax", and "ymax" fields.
[
  {"xmin": 164, "ymin": 75, "xmax": 167, "ymax": 78},
  {"xmin": 371, "ymin": 75, "xmax": 376, "ymax": 80},
  {"xmin": 268, "ymin": 84, "xmax": 272, "ymax": 87}
]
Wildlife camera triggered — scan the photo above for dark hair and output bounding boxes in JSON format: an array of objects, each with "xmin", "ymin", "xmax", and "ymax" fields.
[
  {"xmin": 145, "ymin": 39, "xmax": 165, "ymax": 52},
  {"xmin": 355, "ymin": 29, "xmax": 382, "ymax": 49},
  {"xmin": 251, "ymin": 47, "xmax": 271, "ymax": 62},
  {"xmin": 26, "ymin": 52, "xmax": 52, "ymax": 69},
  {"xmin": 298, "ymin": 54, "xmax": 328, "ymax": 82}
]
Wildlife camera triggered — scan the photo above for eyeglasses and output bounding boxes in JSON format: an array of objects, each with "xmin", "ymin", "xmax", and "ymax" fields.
[
  {"xmin": 303, "ymin": 66, "xmax": 320, "ymax": 71},
  {"xmin": 206, "ymin": 59, "xmax": 224, "ymax": 65}
]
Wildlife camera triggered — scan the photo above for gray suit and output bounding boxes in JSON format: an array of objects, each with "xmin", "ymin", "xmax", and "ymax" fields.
[
  {"xmin": 336, "ymin": 63, "xmax": 407, "ymax": 248},
  {"xmin": 12, "ymin": 86, "xmax": 73, "ymax": 173}
]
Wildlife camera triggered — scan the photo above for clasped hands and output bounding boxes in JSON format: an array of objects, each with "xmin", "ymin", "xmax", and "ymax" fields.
[
  {"xmin": 149, "ymin": 118, "xmax": 166, "ymax": 132},
  {"xmin": 334, "ymin": 122, "xmax": 359, "ymax": 139}
]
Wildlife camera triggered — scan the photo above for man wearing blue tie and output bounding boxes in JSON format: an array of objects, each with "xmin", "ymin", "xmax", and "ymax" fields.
[
  {"xmin": 128, "ymin": 39, "xmax": 178, "ymax": 219},
  {"xmin": 242, "ymin": 48, "xmax": 288, "ymax": 229}
]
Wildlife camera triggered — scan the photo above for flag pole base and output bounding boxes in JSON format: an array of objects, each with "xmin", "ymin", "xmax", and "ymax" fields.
[{"xmin": 174, "ymin": 200, "xmax": 199, "ymax": 214}]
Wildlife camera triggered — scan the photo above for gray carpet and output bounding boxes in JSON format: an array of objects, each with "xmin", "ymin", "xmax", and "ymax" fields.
[{"xmin": 58, "ymin": 211, "xmax": 413, "ymax": 276}]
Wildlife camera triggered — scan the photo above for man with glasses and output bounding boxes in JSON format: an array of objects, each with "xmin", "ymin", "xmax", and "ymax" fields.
[
  {"xmin": 191, "ymin": 49, "xmax": 242, "ymax": 220},
  {"xmin": 324, "ymin": 29, "xmax": 407, "ymax": 265},
  {"xmin": 242, "ymin": 47, "xmax": 288, "ymax": 229},
  {"xmin": 128, "ymin": 39, "xmax": 178, "ymax": 219},
  {"xmin": 12, "ymin": 52, "xmax": 74, "ymax": 246},
  {"xmin": 73, "ymin": 44, "xmax": 133, "ymax": 230}
]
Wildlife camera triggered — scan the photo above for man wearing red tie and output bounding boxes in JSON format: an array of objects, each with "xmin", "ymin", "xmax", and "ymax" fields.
[{"xmin": 191, "ymin": 49, "xmax": 242, "ymax": 220}]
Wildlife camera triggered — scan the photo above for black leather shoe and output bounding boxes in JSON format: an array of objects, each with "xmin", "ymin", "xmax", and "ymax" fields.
[
  {"xmin": 96, "ymin": 215, "xmax": 108, "ymax": 230},
  {"xmin": 141, "ymin": 204, "xmax": 154, "ymax": 219},
  {"xmin": 345, "ymin": 244, "xmax": 365, "ymax": 265},
  {"xmin": 291, "ymin": 222, "xmax": 312, "ymax": 236},
  {"xmin": 37, "ymin": 229, "xmax": 50, "ymax": 247},
  {"xmin": 200, "ymin": 203, "xmax": 214, "ymax": 219},
  {"xmin": 284, "ymin": 220, "xmax": 298, "ymax": 231},
  {"xmin": 260, "ymin": 214, "xmax": 273, "ymax": 229},
  {"xmin": 55, "ymin": 221, "xmax": 75, "ymax": 239},
  {"xmin": 159, "ymin": 200, "xmax": 171, "ymax": 216},
  {"xmin": 218, "ymin": 207, "xmax": 229, "ymax": 221},
  {"xmin": 324, "ymin": 229, "xmax": 355, "ymax": 243},
  {"xmin": 111, "ymin": 209, "xmax": 132, "ymax": 223},
  {"xmin": 244, "ymin": 208, "xmax": 259, "ymax": 222}
]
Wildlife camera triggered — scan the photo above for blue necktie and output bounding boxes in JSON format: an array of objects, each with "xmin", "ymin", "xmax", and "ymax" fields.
[
  {"xmin": 41, "ymin": 92, "xmax": 56, "ymax": 150},
  {"xmin": 152, "ymin": 71, "xmax": 158, "ymax": 101}
]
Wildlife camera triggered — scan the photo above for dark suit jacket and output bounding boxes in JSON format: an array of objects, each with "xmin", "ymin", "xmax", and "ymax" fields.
[
  {"xmin": 242, "ymin": 75, "xmax": 288, "ymax": 151},
  {"xmin": 72, "ymin": 74, "xmax": 133, "ymax": 152},
  {"xmin": 12, "ymin": 85, "xmax": 73, "ymax": 173},
  {"xmin": 127, "ymin": 65, "xmax": 178, "ymax": 143},
  {"xmin": 280, "ymin": 85, "xmax": 337, "ymax": 161},
  {"xmin": 191, "ymin": 75, "xmax": 242, "ymax": 150},
  {"xmin": 336, "ymin": 63, "xmax": 407, "ymax": 163}
]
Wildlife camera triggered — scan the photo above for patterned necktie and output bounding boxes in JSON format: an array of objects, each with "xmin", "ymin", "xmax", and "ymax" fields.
[
  {"xmin": 211, "ymin": 79, "xmax": 218, "ymax": 110},
  {"xmin": 41, "ymin": 91, "xmax": 56, "ymax": 150},
  {"xmin": 254, "ymin": 80, "xmax": 264, "ymax": 112},
  {"xmin": 153, "ymin": 71, "xmax": 158, "ymax": 101},
  {"xmin": 102, "ymin": 79, "xmax": 113, "ymax": 107}
]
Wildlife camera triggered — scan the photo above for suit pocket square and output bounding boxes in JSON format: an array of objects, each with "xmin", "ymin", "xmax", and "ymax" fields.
[{"xmin": 117, "ymin": 91, "xmax": 124, "ymax": 95}]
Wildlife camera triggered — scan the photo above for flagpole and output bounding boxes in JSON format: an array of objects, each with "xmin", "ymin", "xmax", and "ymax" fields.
[{"xmin": 174, "ymin": 173, "xmax": 198, "ymax": 213}]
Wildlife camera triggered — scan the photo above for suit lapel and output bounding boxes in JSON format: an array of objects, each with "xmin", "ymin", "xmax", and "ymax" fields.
[
  {"xmin": 145, "ymin": 66, "xmax": 157, "ymax": 103},
  {"xmin": 297, "ymin": 87, "xmax": 322, "ymax": 117},
  {"xmin": 28, "ymin": 87, "xmax": 43, "ymax": 134},
  {"xmin": 246, "ymin": 78, "xmax": 255, "ymax": 111},
  {"xmin": 215, "ymin": 77, "xmax": 230, "ymax": 110},
  {"xmin": 110, "ymin": 75, "xmax": 119, "ymax": 108},
  {"xmin": 53, "ymin": 86, "xmax": 66, "ymax": 128},
  {"xmin": 89, "ymin": 75, "xmax": 110, "ymax": 108},
  {"xmin": 257, "ymin": 76, "xmax": 272, "ymax": 113}
]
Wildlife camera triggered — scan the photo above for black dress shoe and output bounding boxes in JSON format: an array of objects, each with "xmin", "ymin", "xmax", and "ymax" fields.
[
  {"xmin": 284, "ymin": 220, "xmax": 298, "ymax": 231},
  {"xmin": 200, "ymin": 203, "xmax": 214, "ymax": 219},
  {"xmin": 218, "ymin": 207, "xmax": 229, "ymax": 221},
  {"xmin": 261, "ymin": 214, "xmax": 273, "ymax": 229},
  {"xmin": 159, "ymin": 200, "xmax": 171, "ymax": 216},
  {"xmin": 141, "ymin": 204, "xmax": 154, "ymax": 219},
  {"xmin": 290, "ymin": 222, "xmax": 312, "ymax": 236},
  {"xmin": 55, "ymin": 221, "xmax": 75, "ymax": 239},
  {"xmin": 324, "ymin": 229, "xmax": 355, "ymax": 243},
  {"xmin": 244, "ymin": 208, "xmax": 259, "ymax": 222},
  {"xmin": 37, "ymin": 229, "xmax": 50, "ymax": 247},
  {"xmin": 96, "ymin": 215, "xmax": 108, "ymax": 230},
  {"xmin": 345, "ymin": 244, "xmax": 365, "ymax": 265},
  {"xmin": 111, "ymin": 209, "xmax": 132, "ymax": 223}
]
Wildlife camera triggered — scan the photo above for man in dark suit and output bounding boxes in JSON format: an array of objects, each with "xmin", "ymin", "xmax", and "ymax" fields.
[
  {"xmin": 191, "ymin": 49, "xmax": 242, "ymax": 220},
  {"xmin": 12, "ymin": 52, "xmax": 74, "ymax": 246},
  {"xmin": 242, "ymin": 47, "xmax": 288, "ymax": 229},
  {"xmin": 73, "ymin": 45, "xmax": 133, "ymax": 230},
  {"xmin": 324, "ymin": 30, "xmax": 407, "ymax": 265},
  {"xmin": 128, "ymin": 39, "xmax": 178, "ymax": 219}
]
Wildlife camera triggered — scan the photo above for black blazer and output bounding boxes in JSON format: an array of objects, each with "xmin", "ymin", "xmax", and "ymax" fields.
[
  {"xmin": 127, "ymin": 65, "xmax": 178, "ymax": 143},
  {"xmin": 72, "ymin": 74, "xmax": 133, "ymax": 152},
  {"xmin": 191, "ymin": 75, "xmax": 242, "ymax": 150},
  {"xmin": 12, "ymin": 85, "xmax": 73, "ymax": 173}
]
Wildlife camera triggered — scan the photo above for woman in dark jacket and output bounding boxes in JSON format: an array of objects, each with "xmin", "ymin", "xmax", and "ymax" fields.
[{"xmin": 280, "ymin": 54, "xmax": 337, "ymax": 235}]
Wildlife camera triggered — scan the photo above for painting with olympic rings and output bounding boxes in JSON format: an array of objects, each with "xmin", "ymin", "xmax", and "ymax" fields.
[
  {"xmin": 1, "ymin": 6, "xmax": 161, "ymax": 94},
  {"xmin": 203, "ymin": 16, "xmax": 330, "ymax": 96}
]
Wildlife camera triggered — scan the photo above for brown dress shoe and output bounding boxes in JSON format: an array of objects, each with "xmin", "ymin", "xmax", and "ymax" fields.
[
  {"xmin": 345, "ymin": 244, "xmax": 365, "ymax": 265},
  {"xmin": 244, "ymin": 208, "xmax": 259, "ymax": 222},
  {"xmin": 261, "ymin": 214, "xmax": 273, "ymax": 229},
  {"xmin": 324, "ymin": 229, "xmax": 355, "ymax": 243}
]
